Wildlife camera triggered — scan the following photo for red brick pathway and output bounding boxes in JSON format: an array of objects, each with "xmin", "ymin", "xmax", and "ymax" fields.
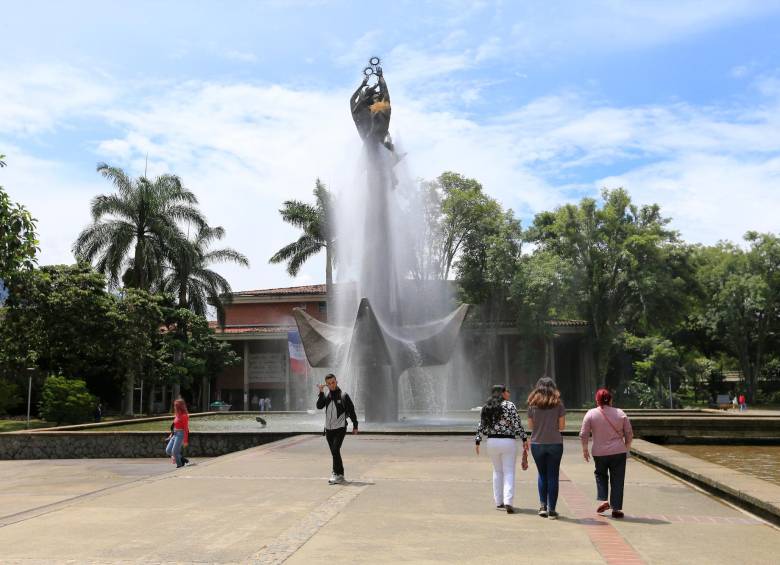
[{"xmin": 558, "ymin": 470, "xmax": 646, "ymax": 565}]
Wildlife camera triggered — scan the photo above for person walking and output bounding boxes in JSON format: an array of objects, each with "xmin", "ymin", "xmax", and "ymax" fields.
[
  {"xmin": 580, "ymin": 388, "xmax": 633, "ymax": 519},
  {"xmin": 316, "ymin": 374, "xmax": 358, "ymax": 484},
  {"xmin": 165, "ymin": 398, "xmax": 189, "ymax": 468},
  {"xmin": 738, "ymin": 393, "xmax": 747, "ymax": 412},
  {"xmin": 527, "ymin": 377, "xmax": 566, "ymax": 519},
  {"xmin": 475, "ymin": 385, "xmax": 528, "ymax": 514}
]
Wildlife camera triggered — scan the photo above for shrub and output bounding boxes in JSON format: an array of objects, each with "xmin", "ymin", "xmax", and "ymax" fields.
[
  {"xmin": 0, "ymin": 379, "xmax": 22, "ymax": 414},
  {"xmin": 38, "ymin": 375, "xmax": 96, "ymax": 425}
]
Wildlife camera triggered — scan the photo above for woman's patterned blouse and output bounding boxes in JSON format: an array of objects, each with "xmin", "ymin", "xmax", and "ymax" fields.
[{"xmin": 475, "ymin": 400, "xmax": 528, "ymax": 445}]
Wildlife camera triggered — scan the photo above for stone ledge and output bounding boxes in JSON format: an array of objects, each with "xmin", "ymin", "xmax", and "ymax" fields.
[
  {"xmin": 0, "ymin": 431, "xmax": 304, "ymax": 460},
  {"xmin": 630, "ymin": 438, "xmax": 780, "ymax": 525}
]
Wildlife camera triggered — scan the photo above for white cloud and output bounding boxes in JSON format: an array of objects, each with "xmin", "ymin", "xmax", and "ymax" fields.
[
  {"xmin": 599, "ymin": 154, "xmax": 780, "ymax": 244},
  {"xmin": 0, "ymin": 146, "xmax": 103, "ymax": 267},
  {"xmin": 0, "ymin": 65, "xmax": 116, "ymax": 135}
]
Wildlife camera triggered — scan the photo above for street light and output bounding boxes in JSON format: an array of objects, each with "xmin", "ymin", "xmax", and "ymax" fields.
[{"xmin": 26, "ymin": 367, "xmax": 35, "ymax": 429}]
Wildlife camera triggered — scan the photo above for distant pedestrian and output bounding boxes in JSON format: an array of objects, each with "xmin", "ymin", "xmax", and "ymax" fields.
[
  {"xmin": 316, "ymin": 374, "xmax": 358, "ymax": 484},
  {"xmin": 580, "ymin": 388, "xmax": 633, "ymax": 519},
  {"xmin": 265, "ymin": 397, "xmax": 272, "ymax": 411},
  {"xmin": 738, "ymin": 394, "xmax": 747, "ymax": 412},
  {"xmin": 732, "ymin": 395, "xmax": 738, "ymax": 411},
  {"xmin": 259, "ymin": 397, "xmax": 266, "ymax": 412},
  {"xmin": 527, "ymin": 377, "xmax": 566, "ymax": 519},
  {"xmin": 165, "ymin": 398, "xmax": 189, "ymax": 468},
  {"xmin": 475, "ymin": 384, "xmax": 528, "ymax": 514},
  {"xmin": 93, "ymin": 402, "xmax": 102, "ymax": 423}
]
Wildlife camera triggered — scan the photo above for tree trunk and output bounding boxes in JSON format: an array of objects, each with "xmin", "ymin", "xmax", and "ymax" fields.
[
  {"xmin": 123, "ymin": 370, "xmax": 134, "ymax": 416},
  {"xmin": 147, "ymin": 383, "xmax": 156, "ymax": 414},
  {"xmin": 202, "ymin": 376, "xmax": 209, "ymax": 411},
  {"xmin": 134, "ymin": 239, "xmax": 146, "ymax": 290}
]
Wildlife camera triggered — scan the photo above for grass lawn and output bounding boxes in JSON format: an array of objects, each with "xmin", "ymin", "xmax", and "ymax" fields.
[{"xmin": 0, "ymin": 419, "xmax": 52, "ymax": 432}]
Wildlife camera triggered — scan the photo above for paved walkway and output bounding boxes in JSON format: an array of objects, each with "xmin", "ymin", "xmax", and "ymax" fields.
[{"xmin": 0, "ymin": 436, "xmax": 777, "ymax": 564}]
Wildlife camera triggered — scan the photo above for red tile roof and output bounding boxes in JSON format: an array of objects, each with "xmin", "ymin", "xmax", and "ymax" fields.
[{"xmin": 232, "ymin": 284, "xmax": 326, "ymax": 297}]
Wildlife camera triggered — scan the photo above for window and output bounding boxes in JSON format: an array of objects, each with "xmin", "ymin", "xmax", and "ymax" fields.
[{"xmin": 318, "ymin": 301, "xmax": 327, "ymax": 313}]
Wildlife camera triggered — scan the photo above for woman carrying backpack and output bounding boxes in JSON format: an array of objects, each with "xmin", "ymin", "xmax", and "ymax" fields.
[
  {"xmin": 579, "ymin": 388, "xmax": 634, "ymax": 518},
  {"xmin": 475, "ymin": 385, "xmax": 528, "ymax": 514}
]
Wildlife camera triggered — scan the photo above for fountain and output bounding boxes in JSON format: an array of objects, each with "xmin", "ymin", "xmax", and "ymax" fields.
[{"xmin": 294, "ymin": 57, "xmax": 469, "ymax": 422}]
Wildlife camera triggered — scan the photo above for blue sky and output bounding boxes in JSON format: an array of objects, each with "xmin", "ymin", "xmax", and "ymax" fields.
[{"xmin": 2, "ymin": 0, "xmax": 780, "ymax": 292}]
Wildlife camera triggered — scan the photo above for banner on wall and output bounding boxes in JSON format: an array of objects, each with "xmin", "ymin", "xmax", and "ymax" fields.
[{"xmin": 287, "ymin": 330, "xmax": 307, "ymax": 375}]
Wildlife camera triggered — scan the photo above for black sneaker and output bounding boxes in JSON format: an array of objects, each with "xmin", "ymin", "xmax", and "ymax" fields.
[
  {"xmin": 505, "ymin": 505, "xmax": 515, "ymax": 514},
  {"xmin": 496, "ymin": 504, "xmax": 505, "ymax": 510},
  {"xmin": 538, "ymin": 506, "xmax": 548, "ymax": 518},
  {"xmin": 548, "ymin": 511, "xmax": 559, "ymax": 520}
]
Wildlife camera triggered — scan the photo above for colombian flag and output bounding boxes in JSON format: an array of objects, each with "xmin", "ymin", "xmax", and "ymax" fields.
[{"xmin": 287, "ymin": 330, "xmax": 307, "ymax": 375}]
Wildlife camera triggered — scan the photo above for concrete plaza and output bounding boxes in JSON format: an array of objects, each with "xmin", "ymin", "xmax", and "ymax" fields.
[{"xmin": 0, "ymin": 436, "xmax": 778, "ymax": 564}]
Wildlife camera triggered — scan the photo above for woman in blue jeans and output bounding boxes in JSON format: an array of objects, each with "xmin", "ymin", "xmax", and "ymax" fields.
[{"xmin": 527, "ymin": 377, "xmax": 566, "ymax": 519}]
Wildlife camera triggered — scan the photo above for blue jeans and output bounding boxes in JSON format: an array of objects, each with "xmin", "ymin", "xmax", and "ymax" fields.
[
  {"xmin": 165, "ymin": 429, "xmax": 185, "ymax": 467},
  {"xmin": 531, "ymin": 443, "xmax": 564, "ymax": 511}
]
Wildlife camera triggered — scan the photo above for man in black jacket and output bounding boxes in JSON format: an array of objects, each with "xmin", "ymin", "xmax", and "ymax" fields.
[{"xmin": 316, "ymin": 373, "xmax": 359, "ymax": 484}]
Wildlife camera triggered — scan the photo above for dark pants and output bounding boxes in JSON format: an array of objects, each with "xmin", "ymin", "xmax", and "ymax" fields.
[
  {"xmin": 593, "ymin": 453, "xmax": 627, "ymax": 510},
  {"xmin": 325, "ymin": 427, "xmax": 347, "ymax": 476},
  {"xmin": 531, "ymin": 443, "xmax": 564, "ymax": 511}
]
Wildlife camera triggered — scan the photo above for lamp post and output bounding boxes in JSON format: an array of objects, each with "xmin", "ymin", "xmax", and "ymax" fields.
[{"xmin": 26, "ymin": 367, "xmax": 35, "ymax": 429}]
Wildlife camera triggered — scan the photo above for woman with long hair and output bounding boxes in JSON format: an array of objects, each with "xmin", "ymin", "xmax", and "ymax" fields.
[
  {"xmin": 580, "ymin": 388, "xmax": 633, "ymax": 518},
  {"xmin": 527, "ymin": 377, "xmax": 566, "ymax": 519},
  {"xmin": 475, "ymin": 384, "xmax": 528, "ymax": 514},
  {"xmin": 165, "ymin": 398, "xmax": 190, "ymax": 468}
]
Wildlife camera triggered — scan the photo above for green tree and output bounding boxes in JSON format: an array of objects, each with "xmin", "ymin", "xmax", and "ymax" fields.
[
  {"xmin": 269, "ymin": 178, "xmax": 334, "ymax": 298},
  {"xmin": 114, "ymin": 289, "xmax": 164, "ymax": 415},
  {"xmin": 623, "ymin": 334, "xmax": 685, "ymax": 408},
  {"xmin": 419, "ymin": 172, "xmax": 512, "ymax": 282},
  {"xmin": 457, "ymin": 207, "xmax": 522, "ymax": 305},
  {"xmin": 0, "ymin": 379, "xmax": 21, "ymax": 415},
  {"xmin": 695, "ymin": 233, "xmax": 780, "ymax": 402},
  {"xmin": 0, "ymin": 186, "xmax": 39, "ymax": 280},
  {"xmin": 38, "ymin": 375, "xmax": 96, "ymax": 425},
  {"xmin": 526, "ymin": 188, "xmax": 693, "ymax": 386},
  {"xmin": 158, "ymin": 309, "xmax": 239, "ymax": 411},
  {"xmin": 0, "ymin": 265, "xmax": 123, "ymax": 406},
  {"xmin": 161, "ymin": 224, "xmax": 248, "ymax": 325},
  {"xmin": 74, "ymin": 163, "xmax": 205, "ymax": 291},
  {"xmin": 511, "ymin": 250, "xmax": 578, "ymax": 334}
]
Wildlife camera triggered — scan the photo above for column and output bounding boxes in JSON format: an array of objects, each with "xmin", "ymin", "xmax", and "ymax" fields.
[
  {"xmin": 284, "ymin": 345, "xmax": 291, "ymax": 411},
  {"xmin": 503, "ymin": 336, "xmax": 510, "ymax": 388},
  {"xmin": 243, "ymin": 341, "xmax": 250, "ymax": 411},
  {"xmin": 549, "ymin": 336, "xmax": 557, "ymax": 381}
]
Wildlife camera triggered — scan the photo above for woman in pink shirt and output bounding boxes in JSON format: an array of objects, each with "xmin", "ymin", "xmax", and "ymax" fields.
[
  {"xmin": 165, "ymin": 398, "xmax": 190, "ymax": 468},
  {"xmin": 579, "ymin": 388, "xmax": 633, "ymax": 518}
]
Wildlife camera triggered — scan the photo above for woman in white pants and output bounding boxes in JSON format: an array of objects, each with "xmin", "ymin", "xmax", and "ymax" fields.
[{"xmin": 475, "ymin": 385, "xmax": 529, "ymax": 513}]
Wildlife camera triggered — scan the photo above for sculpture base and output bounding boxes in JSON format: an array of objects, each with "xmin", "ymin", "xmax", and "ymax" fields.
[{"xmin": 359, "ymin": 365, "xmax": 399, "ymax": 423}]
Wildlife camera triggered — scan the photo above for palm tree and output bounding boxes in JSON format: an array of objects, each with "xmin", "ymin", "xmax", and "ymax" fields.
[
  {"xmin": 74, "ymin": 163, "xmax": 206, "ymax": 290},
  {"xmin": 161, "ymin": 224, "xmax": 249, "ymax": 324},
  {"xmin": 269, "ymin": 178, "xmax": 335, "ymax": 299}
]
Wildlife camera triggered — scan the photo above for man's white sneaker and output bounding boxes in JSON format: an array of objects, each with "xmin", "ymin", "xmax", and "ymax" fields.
[
  {"xmin": 334, "ymin": 474, "xmax": 346, "ymax": 484},
  {"xmin": 328, "ymin": 473, "xmax": 338, "ymax": 485}
]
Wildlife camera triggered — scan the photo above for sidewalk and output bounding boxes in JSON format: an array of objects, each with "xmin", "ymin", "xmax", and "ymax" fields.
[{"xmin": 0, "ymin": 436, "xmax": 777, "ymax": 564}]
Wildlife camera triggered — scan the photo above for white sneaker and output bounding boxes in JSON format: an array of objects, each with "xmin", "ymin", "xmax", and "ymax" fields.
[
  {"xmin": 334, "ymin": 474, "xmax": 346, "ymax": 484},
  {"xmin": 328, "ymin": 473, "xmax": 338, "ymax": 485}
]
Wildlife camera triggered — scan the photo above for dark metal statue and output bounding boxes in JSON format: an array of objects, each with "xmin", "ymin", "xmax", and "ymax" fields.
[{"xmin": 350, "ymin": 57, "xmax": 394, "ymax": 153}]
